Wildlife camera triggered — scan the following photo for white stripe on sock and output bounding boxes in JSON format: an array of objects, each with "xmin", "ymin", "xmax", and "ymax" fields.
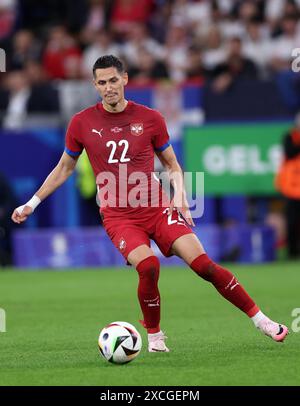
[{"xmin": 251, "ymin": 310, "xmax": 268, "ymax": 327}]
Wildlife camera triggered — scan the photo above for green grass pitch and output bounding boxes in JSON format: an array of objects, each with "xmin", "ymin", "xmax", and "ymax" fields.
[{"xmin": 0, "ymin": 262, "xmax": 299, "ymax": 386}]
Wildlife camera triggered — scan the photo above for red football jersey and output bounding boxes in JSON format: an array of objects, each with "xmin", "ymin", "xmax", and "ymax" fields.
[{"xmin": 65, "ymin": 101, "xmax": 171, "ymax": 217}]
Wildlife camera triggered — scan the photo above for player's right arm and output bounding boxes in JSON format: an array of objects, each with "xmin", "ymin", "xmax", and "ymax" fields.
[
  {"xmin": 12, "ymin": 114, "xmax": 83, "ymax": 224},
  {"xmin": 11, "ymin": 152, "xmax": 79, "ymax": 224}
]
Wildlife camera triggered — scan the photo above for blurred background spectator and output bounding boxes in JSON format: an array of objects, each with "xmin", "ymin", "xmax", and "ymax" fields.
[
  {"xmin": 8, "ymin": 29, "xmax": 41, "ymax": 70},
  {"xmin": 275, "ymin": 111, "xmax": 300, "ymax": 258},
  {"xmin": 81, "ymin": 30, "xmax": 121, "ymax": 78},
  {"xmin": 110, "ymin": 0, "xmax": 155, "ymax": 37},
  {"xmin": 122, "ymin": 22, "xmax": 165, "ymax": 71},
  {"xmin": 42, "ymin": 25, "xmax": 82, "ymax": 80},
  {"xmin": 0, "ymin": 64, "xmax": 60, "ymax": 129},
  {"xmin": 0, "ymin": 0, "xmax": 17, "ymax": 49},
  {"xmin": 210, "ymin": 36, "xmax": 258, "ymax": 93}
]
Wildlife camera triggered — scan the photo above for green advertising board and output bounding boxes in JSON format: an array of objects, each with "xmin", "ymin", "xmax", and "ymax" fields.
[{"xmin": 184, "ymin": 123, "xmax": 291, "ymax": 195}]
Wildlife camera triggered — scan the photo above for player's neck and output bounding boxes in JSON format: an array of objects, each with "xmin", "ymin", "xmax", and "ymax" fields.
[{"xmin": 102, "ymin": 99, "xmax": 128, "ymax": 114}]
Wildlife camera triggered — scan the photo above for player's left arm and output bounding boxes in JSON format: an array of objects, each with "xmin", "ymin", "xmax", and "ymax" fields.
[{"xmin": 156, "ymin": 145, "xmax": 195, "ymax": 226}]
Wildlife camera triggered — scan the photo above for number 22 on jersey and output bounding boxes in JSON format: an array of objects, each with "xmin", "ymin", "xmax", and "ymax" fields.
[{"xmin": 106, "ymin": 139, "xmax": 130, "ymax": 163}]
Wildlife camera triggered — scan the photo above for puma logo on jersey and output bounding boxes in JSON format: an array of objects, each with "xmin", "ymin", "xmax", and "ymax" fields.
[{"xmin": 92, "ymin": 128, "xmax": 103, "ymax": 137}]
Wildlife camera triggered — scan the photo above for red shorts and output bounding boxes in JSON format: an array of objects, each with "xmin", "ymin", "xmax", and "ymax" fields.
[{"xmin": 102, "ymin": 206, "xmax": 193, "ymax": 261}]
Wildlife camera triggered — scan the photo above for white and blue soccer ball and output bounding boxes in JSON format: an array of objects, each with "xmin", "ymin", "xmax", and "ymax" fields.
[{"xmin": 98, "ymin": 321, "xmax": 142, "ymax": 364}]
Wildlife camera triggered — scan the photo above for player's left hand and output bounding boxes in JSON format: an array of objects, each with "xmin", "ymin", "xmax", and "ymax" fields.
[
  {"xmin": 169, "ymin": 195, "xmax": 195, "ymax": 227},
  {"xmin": 179, "ymin": 205, "xmax": 195, "ymax": 227}
]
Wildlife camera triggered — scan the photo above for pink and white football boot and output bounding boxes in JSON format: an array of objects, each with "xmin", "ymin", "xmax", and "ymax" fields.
[
  {"xmin": 148, "ymin": 331, "xmax": 170, "ymax": 352},
  {"xmin": 257, "ymin": 318, "xmax": 289, "ymax": 342}
]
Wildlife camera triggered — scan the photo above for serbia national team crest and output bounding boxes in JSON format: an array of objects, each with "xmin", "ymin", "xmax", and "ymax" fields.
[
  {"xmin": 119, "ymin": 237, "xmax": 126, "ymax": 251},
  {"xmin": 130, "ymin": 123, "xmax": 143, "ymax": 136}
]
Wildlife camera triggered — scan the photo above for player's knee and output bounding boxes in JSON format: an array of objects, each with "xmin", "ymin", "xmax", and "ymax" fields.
[
  {"xmin": 190, "ymin": 254, "xmax": 219, "ymax": 282},
  {"xmin": 136, "ymin": 255, "xmax": 160, "ymax": 283}
]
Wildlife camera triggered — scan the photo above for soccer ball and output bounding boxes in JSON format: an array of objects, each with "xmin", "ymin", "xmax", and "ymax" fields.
[{"xmin": 98, "ymin": 321, "xmax": 142, "ymax": 364}]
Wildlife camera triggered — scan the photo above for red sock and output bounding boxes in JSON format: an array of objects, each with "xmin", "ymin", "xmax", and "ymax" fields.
[
  {"xmin": 190, "ymin": 254, "xmax": 259, "ymax": 317},
  {"xmin": 136, "ymin": 256, "xmax": 161, "ymax": 333}
]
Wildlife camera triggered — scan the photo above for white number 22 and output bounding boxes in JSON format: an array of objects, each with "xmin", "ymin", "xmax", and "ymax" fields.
[{"xmin": 106, "ymin": 139, "xmax": 130, "ymax": 163}]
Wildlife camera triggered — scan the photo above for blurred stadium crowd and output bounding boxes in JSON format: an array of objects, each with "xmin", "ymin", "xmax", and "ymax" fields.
[{"xmin": 1, "ymin": 0, "xmax": 300, "ymax": 128}]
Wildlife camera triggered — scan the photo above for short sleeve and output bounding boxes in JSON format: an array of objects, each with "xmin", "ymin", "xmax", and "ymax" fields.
[
  {"xmin": 65, "ymin": 114, "xmax": 84, "ymax": 157},
  {"xmin": 152, "ymin": 111, "xmax": 171, "ymax": 152}
]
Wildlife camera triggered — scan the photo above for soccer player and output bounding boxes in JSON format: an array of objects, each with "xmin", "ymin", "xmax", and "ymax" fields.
[{"xmin": 11, "ymin": 55, "xmax": 288, "ymax": 352}]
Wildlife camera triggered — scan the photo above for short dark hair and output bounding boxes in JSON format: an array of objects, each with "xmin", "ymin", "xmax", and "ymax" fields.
[{"xmin": 92, "ymin": 55, "xmax": 125, "ymax": 77}]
